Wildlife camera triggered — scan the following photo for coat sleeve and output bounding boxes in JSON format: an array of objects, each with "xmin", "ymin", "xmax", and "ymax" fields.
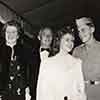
[
  {"xmin": 73, "ymin": 59, "xmax": 87, "ymax": 100},
  {"xmin": 27, "ymin": 48, "xmax": 40, "ymax": 98}
]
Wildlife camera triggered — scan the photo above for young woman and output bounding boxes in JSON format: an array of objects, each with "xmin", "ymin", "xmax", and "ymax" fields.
[{"xmin": 36, "ymin": 26, "xmax": 86, "ymax": 100}]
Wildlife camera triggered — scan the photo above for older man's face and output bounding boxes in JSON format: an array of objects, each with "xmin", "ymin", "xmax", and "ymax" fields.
[{"xmin": 41, "ymin": 29, "xmax": 53, "ymax": 47}]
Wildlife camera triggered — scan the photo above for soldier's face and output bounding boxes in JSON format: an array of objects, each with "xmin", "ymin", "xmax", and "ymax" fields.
[
  {"xmin": 77, "ymin": 24, "xmax": 93, "ymax": 43},
  {"xmin": 60, "ymin": 33, "xmax": 74, "ymax": 53},
  {"xmin": 41, "ymin": 29, "xmax": 53, "ymax": 47},
  {"xmin": 5, "ymin": 25, "xmax": 19, "ymax": 44}
]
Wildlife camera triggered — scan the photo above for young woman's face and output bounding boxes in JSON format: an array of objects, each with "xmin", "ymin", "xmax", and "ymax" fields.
[
  {"xmin": 5, "ymin": 25, "xmax": 19, "ymax": 43},
  {"xmin": 60, "ymin": 33, "xmax": 74, "ymax": 53}
]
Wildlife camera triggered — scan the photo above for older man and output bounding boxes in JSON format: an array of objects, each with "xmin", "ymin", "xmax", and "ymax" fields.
[
  {"xmin": 38, "ymin": 27, "xmax": 55, "ymax": 61},
  {"xmin": 73, "ymin": 17, "xmax": 100, "ymax": 100}
]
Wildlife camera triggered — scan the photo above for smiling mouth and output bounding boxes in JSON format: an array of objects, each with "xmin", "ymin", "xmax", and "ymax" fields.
[
  {"xmin": 81, "ymin": 35, "xmax": 88, "ymax": 39},
  {"xmin": 66, "ymin": 45, "xmax": 73, "ymax": 49}
]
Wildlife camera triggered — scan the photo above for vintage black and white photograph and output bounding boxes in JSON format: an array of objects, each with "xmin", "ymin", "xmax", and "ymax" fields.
[{"xmin": 0, "ymin": 0, "xmax": 99, "ymax": 100}]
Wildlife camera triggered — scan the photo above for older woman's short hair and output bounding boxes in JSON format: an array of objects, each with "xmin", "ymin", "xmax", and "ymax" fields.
[{"xmin": 2, "ymin": 20, "xmax": 24, "ymax": 38}]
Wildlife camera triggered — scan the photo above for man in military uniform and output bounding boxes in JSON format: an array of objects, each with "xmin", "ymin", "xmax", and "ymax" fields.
[
  {"xmin": 0, "ymin": 20, "xmax": 30, "ymax": 100},
  {"xmin": 73, "ymin": 17, "xmax": 100, "ymax": 100}
]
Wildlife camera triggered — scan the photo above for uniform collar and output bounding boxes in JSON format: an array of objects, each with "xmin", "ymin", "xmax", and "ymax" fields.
[{"xmin": 84, "ymin": 39, "xmax": 97, "ymax": 50}]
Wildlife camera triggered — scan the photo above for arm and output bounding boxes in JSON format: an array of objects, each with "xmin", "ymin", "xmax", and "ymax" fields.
[
  {"xmin": 74, "ymin": 60, "xmax": 87, "ymax": 100},
  {"xmin": 72, "ymin": 47, "xmax": 80, "ymax": 58},
  {"xmin": 25, "ymin": 48, "xmax": 40, "ymax": 100},
  {"xmin": 37, "ymin": 61, "xmax": 54, "ymax": 100}
]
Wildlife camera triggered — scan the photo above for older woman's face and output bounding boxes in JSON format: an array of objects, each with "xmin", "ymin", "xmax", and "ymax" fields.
[
  {"xmin": 60, "ymin": 33, "xmax": 74, "ymax": 53},
  {"xmin": 5, "ymin": 25, "xmax": 19, "ymax": 43}
]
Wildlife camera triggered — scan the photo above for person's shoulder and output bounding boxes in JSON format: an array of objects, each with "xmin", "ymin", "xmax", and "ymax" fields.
[
  {"xmin": 74, "ymin": 44, "xmax": 85, "ymax": 51},
  {"xmin": 72, "ymin": 55, "xmax": 82, "ymax": 63},
  {"xmin": 73, "ymin": 44, "xmax": 85, "ymax": 57},
  {"xmin": 95, "ymin": 40, "xmax": 100, "ymax": 47},
  {"xmin": 40, "ymin": 55, "xmax": 57, "ymax": 72},
  {"xmin": 71, "ymin": 56, "xmax": 82, "ymax": 68},
  {"xmin": 71, "ymin": 57, "xmax": 82, "ymax": 73},
  {"xmin": 44, "ymin": 54, "xmax": 58, "ymax": 63},
  {"xmin": 41, "ymin": 54, "xmax": 59, "ymax": 68},
  {"xmin": 64, "ymin": 55, "xmax": 82, "ymax": 73}
]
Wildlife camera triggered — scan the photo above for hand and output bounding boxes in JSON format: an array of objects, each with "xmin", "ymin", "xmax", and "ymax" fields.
[
  {"xmin": 25, "ymin": 87, "xmax": 31, "ymax": 100},
  {"xmin": 0, "ymin": 95, "xmax": 2, "ymax": 100},
  {"xmin": 17, "ymin": 88, "xmax": 21, "ymax": 95}
]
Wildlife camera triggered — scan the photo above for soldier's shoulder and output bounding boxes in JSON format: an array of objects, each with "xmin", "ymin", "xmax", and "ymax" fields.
[
  {"xmin": 72, "ymin": 55, "xmax": 82, "ymax": 63},
  {"xmin": 95, "ymin": 40, "xmax": 100, "ymax": 46},
  {"xmin": 74, "ymin": 44, "xmax": 84, "ymax": 51}
]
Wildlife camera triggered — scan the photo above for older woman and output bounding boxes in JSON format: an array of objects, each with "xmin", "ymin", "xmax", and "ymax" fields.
[
  {"xmin": 0, "ymin": 20, "xmax": 31, "ymax": 100},
  {"xmin": 36, "ymin": 26, "xmax": 87, "ymax": 100}
]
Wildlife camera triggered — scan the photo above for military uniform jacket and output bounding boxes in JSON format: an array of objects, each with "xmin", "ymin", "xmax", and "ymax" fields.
[
  {"xmin": 73, "ymin": 39, "xmax": 100, "ymax": 81},
  {"xmin": 73, "ymin": 39, "xmax": 100, "ymax": 100}
]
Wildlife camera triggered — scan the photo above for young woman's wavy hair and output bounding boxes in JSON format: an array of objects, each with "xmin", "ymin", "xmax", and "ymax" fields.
[{"xmin": 54, "ymin": 26, "xmax": 75, "ymax": 53}]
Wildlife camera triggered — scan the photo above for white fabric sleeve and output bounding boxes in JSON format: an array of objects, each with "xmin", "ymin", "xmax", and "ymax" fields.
[
  {"xmin": 36, "ymin": 60, "xmax": 54, "ymax": 100},
  {"xmin": 73, "ymin": 59, "xmax": 87, "ymax": 100}
]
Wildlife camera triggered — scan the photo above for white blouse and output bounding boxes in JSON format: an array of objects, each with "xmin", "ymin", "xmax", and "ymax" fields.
[{"xmin": 37, "ymin": 53, "xmax": 86, "ymax": 100}]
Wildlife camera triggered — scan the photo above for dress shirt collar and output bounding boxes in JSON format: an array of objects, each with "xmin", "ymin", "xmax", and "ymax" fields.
[{"xmin": 84, "ymin": 39, "xmax": 97, "ymax": 50}]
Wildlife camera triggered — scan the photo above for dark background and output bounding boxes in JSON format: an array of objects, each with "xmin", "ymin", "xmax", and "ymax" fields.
[{"xmin": 0, "ymin": 0, "xmax": 100, "ymax": 46}]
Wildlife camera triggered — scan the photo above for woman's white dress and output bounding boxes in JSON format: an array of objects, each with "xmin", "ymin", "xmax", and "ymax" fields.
[{"xmin": 37, "ymin": 53, "xmax": 86, "ymax": 100}]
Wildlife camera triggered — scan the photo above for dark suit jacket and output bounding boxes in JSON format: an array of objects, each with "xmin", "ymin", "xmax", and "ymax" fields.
[{"xmin": 27, "ymin": 39, "xmax": 41, "ymax": 100}]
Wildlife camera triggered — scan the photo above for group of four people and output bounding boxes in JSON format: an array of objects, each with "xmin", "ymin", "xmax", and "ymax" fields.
[{"xmin": 0, "ymin": 16, "xmax": 99, "ymax": 100}]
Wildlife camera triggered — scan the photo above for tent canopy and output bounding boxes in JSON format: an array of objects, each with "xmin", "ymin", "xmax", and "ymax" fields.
[{"xmin": 1, "ymin": 0, "xmax": 99, "ymax": 29}]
